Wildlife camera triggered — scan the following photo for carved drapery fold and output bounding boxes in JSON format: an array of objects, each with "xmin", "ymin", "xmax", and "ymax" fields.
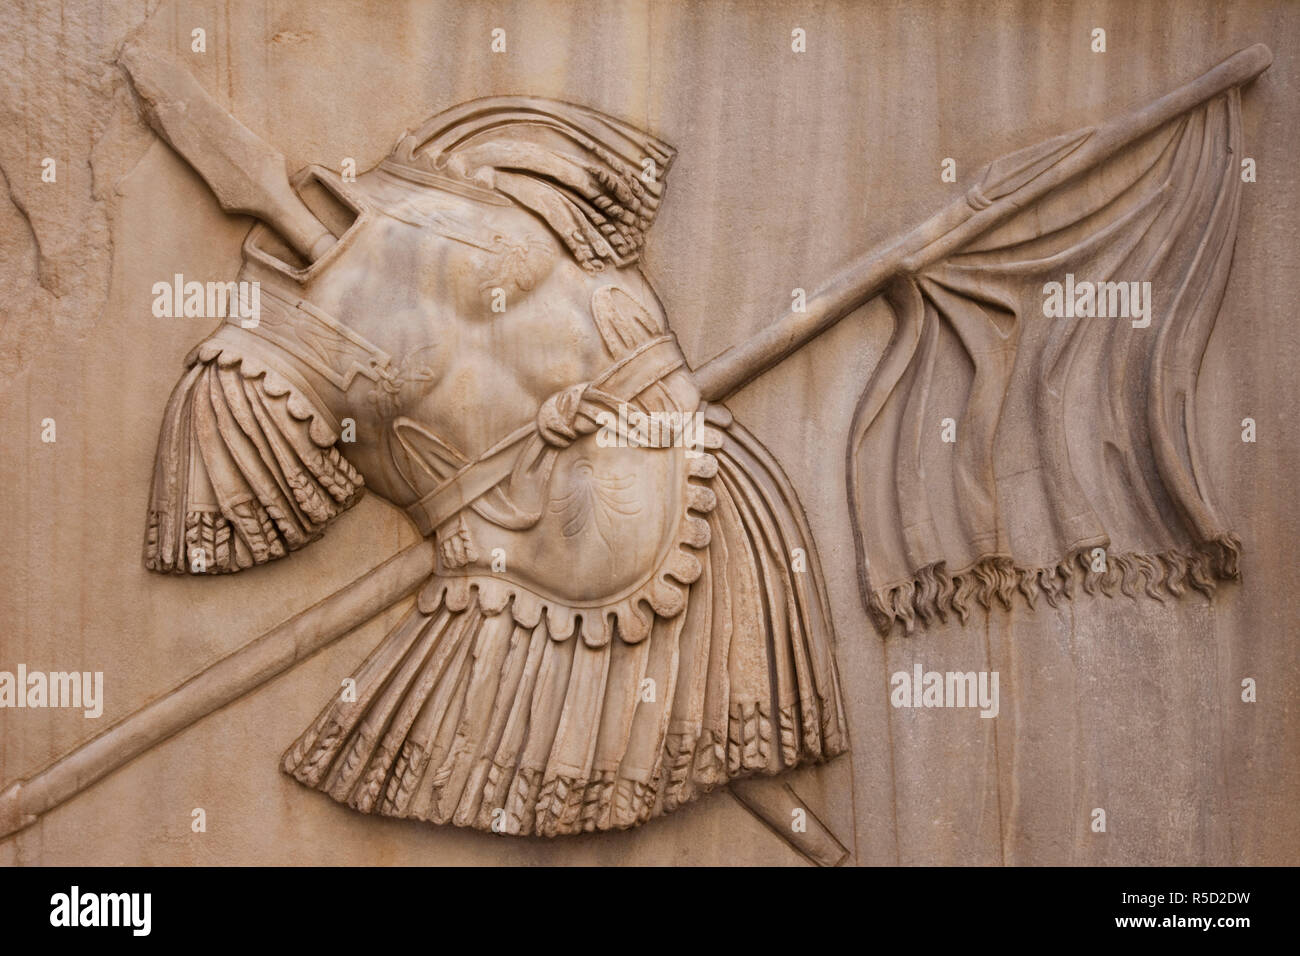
[{"xmin": 850, "ymin": 90, "xmax": 1244, "ymax": 634}]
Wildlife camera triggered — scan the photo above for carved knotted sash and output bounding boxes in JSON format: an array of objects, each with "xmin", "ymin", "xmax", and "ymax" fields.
[{"xmin": 395, "ymin": 290, "xmax": 714, "ymax": 649}]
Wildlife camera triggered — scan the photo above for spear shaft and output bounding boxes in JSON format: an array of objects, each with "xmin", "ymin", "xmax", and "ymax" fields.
[
  {"xmin": 0, "ymin": 544, "xmax": 435, "ymax": 838},
  {"xmin": 694, "ymin": 43, "xmax": 1272, "ymax": 402}
]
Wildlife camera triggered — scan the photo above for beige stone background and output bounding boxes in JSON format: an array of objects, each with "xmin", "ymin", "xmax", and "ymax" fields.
[{"xmin": 1, "ymin": 0, "xmax": 1296, "ymax": 865}]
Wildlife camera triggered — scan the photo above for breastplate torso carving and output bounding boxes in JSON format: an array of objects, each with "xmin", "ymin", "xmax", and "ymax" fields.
[{"xmin": 221, "ymin": 165, "xmax": 705, "ymax": 642}]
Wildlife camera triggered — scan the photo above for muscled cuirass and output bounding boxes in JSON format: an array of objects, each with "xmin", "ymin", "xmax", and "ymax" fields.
[
  {"xmin": 142, "ymin": 95, "xmax": 846, "ymax": 838},
  {"xmin": 154, "ymin": 161, "xmax": 705, "ymax": 647}
]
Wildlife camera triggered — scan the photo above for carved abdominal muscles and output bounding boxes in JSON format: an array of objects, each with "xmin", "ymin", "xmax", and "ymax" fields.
[{"xmin": 143, "ymin": 98, "xmax": 848, "ymax": 835}]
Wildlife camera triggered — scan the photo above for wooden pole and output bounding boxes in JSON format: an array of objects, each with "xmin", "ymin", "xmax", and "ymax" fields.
[
  {"xmin": 0, "ymin": 542, "xmax": 434, "ymax": 838},
  {"xmin": 695, "ymin": 43, "xmax": 1272, "ymax": 402}
]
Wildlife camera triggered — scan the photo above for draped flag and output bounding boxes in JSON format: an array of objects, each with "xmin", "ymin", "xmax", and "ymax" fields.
[{"xmin": 849, "ymin": 89, "xmax": 1246, "ymax": 634}]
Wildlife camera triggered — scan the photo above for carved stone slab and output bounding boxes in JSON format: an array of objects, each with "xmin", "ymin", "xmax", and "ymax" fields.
[{"xmin": 1, "ymin": 0, "xmax": 1296, "ymax": 867}]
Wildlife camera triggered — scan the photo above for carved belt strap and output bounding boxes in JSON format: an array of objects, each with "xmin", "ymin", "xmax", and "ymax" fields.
[{"xmin": 401, "ymin": 333, "xmax": 688, "ymax": 537}]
